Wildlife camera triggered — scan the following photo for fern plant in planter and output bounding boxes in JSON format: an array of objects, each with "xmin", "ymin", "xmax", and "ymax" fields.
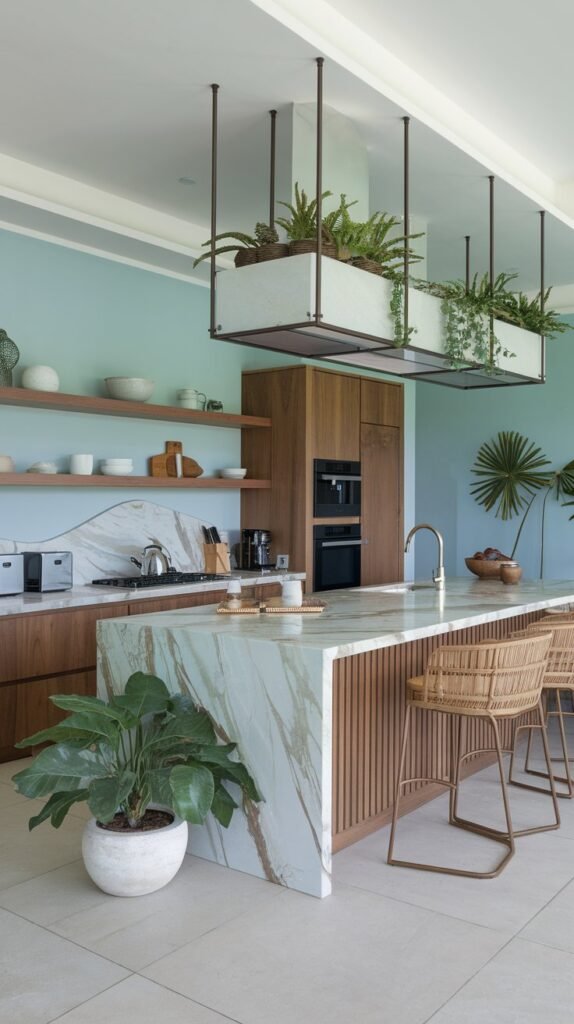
[
  {"xmin": 193, "ymin": 221, "xmax": 287, "ymax": 268},
  {"xmin": 12, "ymin": 673, "xmax": 261, "ymax": 896}
]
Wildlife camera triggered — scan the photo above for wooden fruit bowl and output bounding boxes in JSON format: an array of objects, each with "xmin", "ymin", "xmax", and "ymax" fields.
[{"xmin": 465, "ymin": 557, "xmax": 505, "ymax": 579}]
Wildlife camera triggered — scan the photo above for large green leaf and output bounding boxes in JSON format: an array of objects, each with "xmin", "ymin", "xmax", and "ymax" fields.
[
  {"xmin": 112, "ymin": 673, "xmax": 171, "ymax": 720},
  {"xmin": 210, "ymin": 784, "xmax": 237, "ymax": 828},
  {"xmin": 50, "ymin": 694, "xmax": 133, "ymax": 727},
  {"xmin": 159, "ymin": 708, "xmax": 216, "ymax": 746},
  {"xmin": 16, "ymin": 711, "xmax": 121, "ymax": 750},
  {"xmin": 87, "ymin": 772, "xmax": 137, "ymax": 823},
  {"xmin": 192, "ymin": 742, "xmax": 238, "ymax": 767},
  {"xmin": 470, "ymin": 431, "xmax": 551, "ymax": 519},
  {"xmin": 28, "ymin": 789, "xmax": 89, "ymax": 831},
  {"xmin": 217, "ymin": 761, "xmax": 261, "ymax": 803},
  {"xmin": 169, "ymin": 763, "xmax": 214, "ymax": 824},
  {"xmin": 148, "ymin": 767, "xmax": 174, "ymax": 807},
  {"xmin": 16, "ymin": 724, "xmax": 99, "ymax": 750},
  {"xmin": 12, "ymin": 743, "xmax": 111, "ymax": 798}
]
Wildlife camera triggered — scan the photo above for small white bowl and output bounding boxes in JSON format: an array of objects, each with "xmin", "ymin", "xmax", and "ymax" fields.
[
  {"xmin": 219, "ymin": 468, "xmax": 247, "ymax": 479},
  {"xmin": 104, "ymin": 377, "xmax": 154, "ymax": 402},
  {"xmin": 100, "ymin": 465, "xmax": 134, "ymax": 476},
  {"xmin": 101, "ymin": 459, "xmax": 133, "ymax": 465}
]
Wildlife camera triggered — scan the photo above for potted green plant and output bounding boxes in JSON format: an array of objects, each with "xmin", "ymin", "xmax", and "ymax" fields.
[
  {"xmin": 12, "ymin": 672, "xmax": 261, "ymax": 897},
  {"xmin": 276, "ymin": 182, "xmax": 339, "ymax": 257},
  {"xmin": 470, "ymin": 431, "xmax": 574, "ymax": 576},
  {"xmin": 344, "ymin": 211, "xmax": 424, "ymax": 277},
  {"xmin": 193, "ymin": 221, "xmax": 287, "ymax": 268}
]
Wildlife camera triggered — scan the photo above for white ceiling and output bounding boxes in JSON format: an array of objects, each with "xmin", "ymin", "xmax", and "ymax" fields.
[{"xmin": 0, "ymin": 0, "xmax": 573, "ymax": 295}]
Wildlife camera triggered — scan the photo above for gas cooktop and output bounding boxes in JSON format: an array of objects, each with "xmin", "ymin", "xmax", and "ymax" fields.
[{"xmin": 91, "ymin": 572, "xmax": 231, "ymax": 590}]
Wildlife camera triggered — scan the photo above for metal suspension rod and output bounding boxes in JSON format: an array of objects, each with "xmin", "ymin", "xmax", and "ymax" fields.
[
  {"xmin": 209, "ymin": 83, "xmax": 219, "ymax": 338},
  {"xmin": 403, "ymin": 116, "xmax": 410, "ymax": 342},
  {"xmin": 465, "ymin": 235, "xmax": 470, "ymax": 293},
  {"xmin": 315, "ymin": 57, "xmax": 324, "ymax": 322},
  {"xmin": 540, "ymin": 209, "xmax": 546, "ymax": 381},
  {"xmin": 269, "ymin": 109, "xmax": 277, "ymax": 228},
  {"xmin": 488, "ymin": 175, "xmax": 495, "ymax": 363}
]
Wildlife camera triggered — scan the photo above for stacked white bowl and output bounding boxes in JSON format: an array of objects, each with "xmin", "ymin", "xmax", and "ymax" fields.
[{"xmin": 100, "ymin": 458, "xmax": 134, "ymax": 476}]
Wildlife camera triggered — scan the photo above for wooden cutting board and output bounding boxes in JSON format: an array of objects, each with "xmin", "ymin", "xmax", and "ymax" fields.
[{"xmin": 148, "ymin": 441, "xmax": 203, "ymax": 478}]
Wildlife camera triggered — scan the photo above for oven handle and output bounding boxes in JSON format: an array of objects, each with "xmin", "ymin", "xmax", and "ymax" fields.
[
  {"xmin": 320, "ymin": 539, "xmax": 362, "ymax": 548},
  {"xmin": 319, "ymin": 473, "xmax": 362, "ymax": 482}
]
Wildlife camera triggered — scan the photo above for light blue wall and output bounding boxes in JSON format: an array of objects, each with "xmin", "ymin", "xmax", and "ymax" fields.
[
  {"xmin": 0, "ymin": 229, "xmax": 292, "ymax": 542},
  {"xmin": 415, "ymin": 323, "xmax": 574, "ymax": 581},
  {"xmin": 0, "ymin": 229, "xmax": 416, "ymax": 570}
]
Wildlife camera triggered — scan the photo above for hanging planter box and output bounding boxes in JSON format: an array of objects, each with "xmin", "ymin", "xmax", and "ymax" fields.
[{"xmin": 214, "ymin": 254, "xmax": 544, "ymax": 388}]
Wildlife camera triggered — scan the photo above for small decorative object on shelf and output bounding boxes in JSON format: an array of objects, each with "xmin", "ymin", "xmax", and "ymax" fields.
[
  {"xmin": 206, "ymin": 399, "xmax": 224, "ymax": 411},
  {"xmin": 21, "ymin": 365, "xmax": 60, "ymax": 392},
  {"xmin": 0, "ymin": 454, "xmax": 15, "ymax": 472},
  {"xmin": 0, "ymin": 329, "xmax": 19, "ymax": 386},
  {"xmin": 148, "ymin": 440, "xmax": 203, "ymax": 478},
  {"xmin": 26, "ymin": 461, "xmax": 58, "ymax": 474}
]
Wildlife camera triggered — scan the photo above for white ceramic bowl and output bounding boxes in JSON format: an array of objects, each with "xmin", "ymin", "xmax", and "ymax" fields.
[
  {"xmin": 101, "ymin": 459, "xmax": 133, "ymax": 465},
  {"xmin": 219, "ymin": 468, "xmax": 247, "ymax": 479},
  {"xmin": 100, "ymin": 465, "xmax": 134, "ymax": 476},
  {"xmin": 104, "ymin": 377, "xmax": 154, "ymax": 402}
]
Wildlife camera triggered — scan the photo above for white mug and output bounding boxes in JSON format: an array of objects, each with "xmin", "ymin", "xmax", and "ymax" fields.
[
  {"xmin": 69, "ymin": 453, "xmax": 93, "ymax": 475},
  {"xmin": 281, "ymin": 579, "xmax": 303, "ymax": 606},
  {"xmin": 0, "ymin": 455, "xmax": 14, "ymax": 473}
]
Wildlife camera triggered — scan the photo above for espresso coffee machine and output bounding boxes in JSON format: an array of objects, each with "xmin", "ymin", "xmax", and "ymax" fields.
[{"xmin": 241, "ymin": 529, "xmax": 273, "ymax": 570}]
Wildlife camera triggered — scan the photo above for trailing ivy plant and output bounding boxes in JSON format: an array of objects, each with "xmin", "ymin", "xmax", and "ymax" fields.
[
  {"xmin": 470, "ymin": 430, "xmax": 574, "ymax": 575},
  {"xmin": 389, "ymin": 276, "xmax": 417, "ymax": 348}
]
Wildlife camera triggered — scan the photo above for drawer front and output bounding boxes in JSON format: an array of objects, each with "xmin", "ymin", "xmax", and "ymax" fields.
[
  {"xmin": 0, "ymin": 603, "xmax": 130, "ymax": 684},
  {"xmin": 0, "ymin": 668, "xmax": 96, "ymax": 761}
]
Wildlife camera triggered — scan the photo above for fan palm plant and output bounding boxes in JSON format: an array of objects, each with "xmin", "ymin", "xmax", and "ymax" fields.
[{"xmin": 470, "ymin": 431, "xmax": 574, "ymax": 573}]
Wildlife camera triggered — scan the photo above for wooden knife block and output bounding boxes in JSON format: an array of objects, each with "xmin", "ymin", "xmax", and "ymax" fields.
[{"xmin": 203, "ymin": 543, "xmax": 230, "ymax": 574}]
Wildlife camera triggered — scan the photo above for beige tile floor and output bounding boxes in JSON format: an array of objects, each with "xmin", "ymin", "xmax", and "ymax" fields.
[{"xmin": 3, "ymin": 724, "xmax": 574, "ymax": 1024}]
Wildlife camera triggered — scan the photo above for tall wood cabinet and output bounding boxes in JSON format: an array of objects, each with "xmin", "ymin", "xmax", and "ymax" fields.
[{"xmin": 241, "ymin": 366, "xmax": 403, "ymax": 589}]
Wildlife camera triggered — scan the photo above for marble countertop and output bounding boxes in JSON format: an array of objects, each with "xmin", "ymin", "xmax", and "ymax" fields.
[
  {"xmin": 102, "ymin": 577, "xmax": 574, "ymax": 659},
  {"xmin": 0, "ymin": 570, "xmax": 305, "ymax": 617}
]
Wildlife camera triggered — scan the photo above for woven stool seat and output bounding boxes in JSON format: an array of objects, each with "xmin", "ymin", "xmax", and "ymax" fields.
[
  {"xmin": 388, "ymin": 632, "xmax": 559, "ymax": 879},
  {"xmin": 510, "ymin": 622, "xmax": 574, "ymax": 798}
]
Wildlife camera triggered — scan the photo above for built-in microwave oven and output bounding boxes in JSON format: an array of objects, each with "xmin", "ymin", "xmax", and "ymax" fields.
[{"xmin": 313, "ymin": 459, "xmax": 361, "ymax": 517}]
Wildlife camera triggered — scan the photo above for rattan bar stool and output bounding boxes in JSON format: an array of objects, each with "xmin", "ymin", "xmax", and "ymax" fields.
[
  {"xmin": 510, "ymin": 621, "xmax": 574, "ymax": 798},
  {"xmin": 387, "ymin": 633, "xmax": 558, "ymax": 879}
]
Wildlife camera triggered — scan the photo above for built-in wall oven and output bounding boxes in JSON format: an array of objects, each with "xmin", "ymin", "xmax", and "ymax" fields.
[
  {"xmin": 314, "ymin": 524, "xmax": 361, "ymax": 592},
  {"xmin": 314, "ymin": 459, "xmax": 361, "ymax": 517}
]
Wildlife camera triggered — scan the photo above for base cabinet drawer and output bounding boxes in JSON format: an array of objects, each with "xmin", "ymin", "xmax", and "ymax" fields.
[
  {"xmin": 0, "ymin": 603, "xmax": 130, "ymax": 684},
  {"xmin": 0, "ymin": 669, "xmax": 96, "ymax": 762}
]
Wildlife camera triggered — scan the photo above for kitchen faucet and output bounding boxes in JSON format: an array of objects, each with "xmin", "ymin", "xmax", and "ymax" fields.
[{"xmin": 404, "ymin": 523, "xmax": 445, "ymax": 591}]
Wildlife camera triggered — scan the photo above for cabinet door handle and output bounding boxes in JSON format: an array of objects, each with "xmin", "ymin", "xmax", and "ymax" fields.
[{"xmin": 321, "ymin": 539, "xmax": 362, "ymax": 548}]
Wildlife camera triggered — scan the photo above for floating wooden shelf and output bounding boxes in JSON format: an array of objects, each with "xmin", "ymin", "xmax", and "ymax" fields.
[
  {"xmin": 0, "ymin": 386, "xmax": 271, "ymax": 429},
  {"xmin": 0, "ymin": 474, "xmax": 271, "ymax": 489}
]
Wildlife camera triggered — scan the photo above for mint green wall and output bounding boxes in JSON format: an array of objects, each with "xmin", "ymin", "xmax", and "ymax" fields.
[
  {"xmin": 0, "ymin": 229, "xmax": 292, "ymax": 542},
  {"xmin": 0, "ymin": 229, "xmax": 416, "ymax": 567},
  {"xmin": 415, "ymin": 323, "xmax": 574, "ymax": 581}
]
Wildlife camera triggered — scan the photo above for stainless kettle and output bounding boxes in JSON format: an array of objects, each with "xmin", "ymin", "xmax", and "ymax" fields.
[{"xmin": 130, "ymin": 543, "xmax": 172, "ymax": 576}]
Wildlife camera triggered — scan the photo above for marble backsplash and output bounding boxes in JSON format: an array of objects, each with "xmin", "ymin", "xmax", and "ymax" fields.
[{"xmin": 0, "ymin": 500, "xmax": 217, "ymax": 584}]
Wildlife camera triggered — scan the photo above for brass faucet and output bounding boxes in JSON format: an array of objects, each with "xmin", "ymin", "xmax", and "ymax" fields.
[{"xmin": 404, "ymin": 523, "xmax": 445, "ymax": 591}]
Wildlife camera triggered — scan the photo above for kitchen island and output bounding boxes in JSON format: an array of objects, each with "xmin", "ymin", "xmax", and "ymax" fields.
[{"xmin": 96, "ymin": 578, "xmax": 574, "ymax": 897}]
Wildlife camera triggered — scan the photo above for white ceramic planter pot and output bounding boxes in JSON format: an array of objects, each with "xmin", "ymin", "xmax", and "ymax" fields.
[{"xmin": 82, "ymin": 812, "xmax": 188, "ymax": 897}]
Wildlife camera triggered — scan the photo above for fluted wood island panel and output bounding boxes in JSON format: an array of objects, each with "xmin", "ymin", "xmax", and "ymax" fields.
[{"xmin": 97, "ymin": 579, "xmax": 574, "ymax": 898}]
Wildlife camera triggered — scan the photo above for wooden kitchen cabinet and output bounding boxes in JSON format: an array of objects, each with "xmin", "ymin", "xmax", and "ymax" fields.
[
  {"xmin": 312, "ymin": 370, "xmax": 360, "ymax": 461},
  {"xmin": 360, "ymin": 423, "xmax": 402, "ymax": 585},
  {"xmin": 0, "ymin": 670, "xmax": 95, "ymax": 762},
  {"xmin": 360, "ymin": 378, "xmax": 403, "ymax": 427},
  {"xmin": 241, "ymin": 365, "xmax": 404, "ymax": 590},
  {"xmin": 0, "ymin": 583, "xmax": 284, "ymax": 762}
]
